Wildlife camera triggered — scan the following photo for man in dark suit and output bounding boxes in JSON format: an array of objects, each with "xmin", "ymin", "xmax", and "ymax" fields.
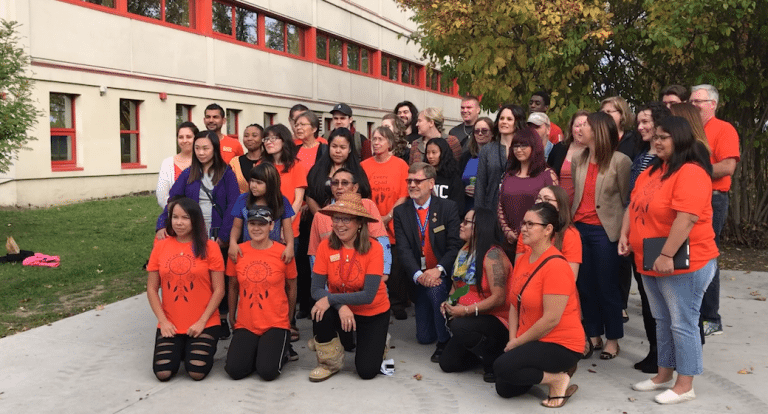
[{"xmin": 394, "ymin": 162, "xmax": 462, "ymax": 363}]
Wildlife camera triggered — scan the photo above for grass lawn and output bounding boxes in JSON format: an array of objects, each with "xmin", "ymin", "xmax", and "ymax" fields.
[{"xmin": 0, "ymin": 194, "xmax": 159, "ymax": 337}]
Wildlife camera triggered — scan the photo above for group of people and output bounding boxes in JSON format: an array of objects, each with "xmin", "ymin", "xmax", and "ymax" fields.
[{"xmin": 145, "ymin": 84, "xmax": 739, "ymax": 408}]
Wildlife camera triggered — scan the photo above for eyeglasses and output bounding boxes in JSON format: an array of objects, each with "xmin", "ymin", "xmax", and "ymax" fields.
[
  {"xmin": 520, "ymin": 220, "xmax": 547, "ymax": 230},
  {"xmin": 690, "ymin": 99, "xmax": 714, "ymax": 105},
  {"xmin": 652, "ymin": 134, "xmax": 672, "ymax": 141},
  {"xmin": 263, "ymin": 136, "xmax": 281, "ymax": 142},
  {"xmin": 295, "ymin": 122, "xmax": 312, "ymax": 128},
  {"xmin": 461, "ymin": 219, "xmax": 475, "ymax": 226},
  {"xmin": 331, "ymin": 216, "xmax": 355, "ymax": 224},
  {"xmin": 331, "ymin": 179, "xmax": 353, "ymax": 187},
  {"xmin": 474, "ymin": 128, "xmax": 491, "ymax": 136},
  {"xmin": 405, "ymin": 178, "xmax": 430, "ymax": 185},
  {"xmin": 512, "ymin": 143, "xmax": 530, "ymax": 149}
]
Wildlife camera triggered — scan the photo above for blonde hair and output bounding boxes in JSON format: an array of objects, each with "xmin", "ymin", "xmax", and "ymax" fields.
[
  {"xmin": 601, "ymin": 96, "xmax": 635, "ymax": 131},
  {"xmin": 422, "ymin": 107, "xmax": 445, "ymax": 133},
  {"xmin": 670, "ymin": 103, "xmax": 711, "ymax": 153}
]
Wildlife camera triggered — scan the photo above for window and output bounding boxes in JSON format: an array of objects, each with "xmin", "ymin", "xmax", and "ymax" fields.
[
  {"xmin": 50, "ymin": 93, "xmax": 78, "ymax": 170},
  {"xmin": 440, "ymin": 75, "xmax": 454, "ymax": 94},
  {"xmin": 264, "ymin": 112, "xmax": 276, "ymax": 126},
  {"xmin": 426, "ymin": 68, "xmax": 453, "ymax": 94},
  {"xmin": 265, "ymin": 16, "xmax": 302, "ymax": 55},
  {"xmin": 119, "ymin": 99, "xmax": 141, "ymax": 165},
  {"xmin": 317, "ymin": 33, "xmax": 371, "ymax": 74},
  {"xmin": 127, "ymin": 0, "xmax": 192, "ymax": 28},
  {"xmin": 382, "ymin": 55, "xmax": 419, "ymax": 86},
  {"xmin": 212, "ymin": 1, "xmax": 258, "ymax": 44},
  {"xmin": 176, "ymin": 104, "xmax": 192, "ymax": 127},
  {"xmin": 328, "ymin": 38, "xmax": 342, "ymax": 66},
  {"xmin": 226, "ymin": 108, "xmax": 240, "ymax": 137}
]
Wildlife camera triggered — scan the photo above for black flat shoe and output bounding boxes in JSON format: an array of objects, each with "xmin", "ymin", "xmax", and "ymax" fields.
[
  {"xmin": 219, "ymin": 319, "xmax": 230, "ymax": 340},
  {"xmin": 431, "ymin": 341, "xmax": 447, "ymax": 363},
  {"xmin": 483, "ymin": 371, "xmax": 496, "ymax": 383},
  {"xmin": 392, "ymin": 309, "xmax": 407, "ymax": 320},
  {"xmin": 634, "ymin": 351, "xmax": 658, "ymax": 373}
]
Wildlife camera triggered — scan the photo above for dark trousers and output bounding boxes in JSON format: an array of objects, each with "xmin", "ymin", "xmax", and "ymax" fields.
[
  {"xmin": 414, "ymin": 279, "xmax": 451, "ymax": 344},
  {"xmin": 575, "ymin": 222, "xmax": 624, "ymax": 340},
  {"xmin": 225, "ymin": 328, "xmax": 289, "ymax": 381},
  {"xmin": 439, "ymin": 315, "xmax": 508, "ymax": 373},
  {"xmin": 218, "ymin": 245, "xmax": 229, "ymax": 316},
  {"xmin": 630, "ymin": 255, "xmax": 657, "ymax": 349},
  {"xmin": 313, "ymin": 307, "xmax": 390, "ymax": 380},
  {"xmin": 619, "ymin": 255, "xmax": 632, "ymax": 310},
  {"xmin": 493, "ymin": 341, "xmax": 581, "ymax": 398},
  {"xmin": 152, "ymin": 326, "xmax": 219, "ymax": 381},
  {"xmin": 296, "ymin": 215, "xmax": 314, "ymax": 316},
  {"xmin": 701, "ymin": 192, "xmax": 727, "ymax": 324},
  {"xmin": 387, "ymin": 246, "xmax": 410, "ymax": 312}
]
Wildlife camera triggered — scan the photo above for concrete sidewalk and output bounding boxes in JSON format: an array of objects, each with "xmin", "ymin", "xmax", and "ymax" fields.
[{"xmin": 2, "ymin": 270, "xmax": 767, "ymax": 414}]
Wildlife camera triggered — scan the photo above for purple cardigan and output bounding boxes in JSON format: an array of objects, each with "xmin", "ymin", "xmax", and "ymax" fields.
[{"xmin": 156, "ymin": 167, "xmax": 240, "ymax": 241}]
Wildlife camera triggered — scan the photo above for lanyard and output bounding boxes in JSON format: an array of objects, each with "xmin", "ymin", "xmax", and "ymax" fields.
[
  {"xmin": 415, "ymin": 207, "xmax": 428, "ymax": 247},
  {"xmin": 340, "ymin": 248, "xmax": 358, "ymax": 293}
]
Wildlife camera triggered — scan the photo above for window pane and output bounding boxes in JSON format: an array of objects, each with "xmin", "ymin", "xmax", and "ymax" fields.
[
  {"xmin": 430, "ymin": 71, "xmax": 438, "ymax": 90},
  {"xmin": 212, "ymin": 1, "xmax": 232, "ymax": 35},
  {"xmin": 50, "ymin": 94, "xmax": 73, "ymax": 129},
  {"xmin": 347, "ymin": 44, "xmax": 359, "ymax": 71},
  {"xmin": 361, "ymin": 49, "xmax": 369, "ymax": 73},
  {"xmin": 329, "ymin": 38, "xmax": 342, "ymax": 66},
  {"xmin": 441, "ymin": 76, "xmax": 452, "ymax": 93},
  {"xmin": 165, "ymin": 0, "xmax": 190, "ymax": 27},
  {"xmin": 233, "ymin": 7, "xmax": 258, "ymax": 44},
  {"xmin": 121, "ymin": 133, "xmax": 139, "ymax": 163},
  {"xmin": 127, "ymin": 0, "xmax": 161, "ymax": 20},
  {"xmin": 389, "ymin": 59, "xmax": 398, "ymax": 81},
  {"xmin": 120, "ymin": 100, "xmax": 137, "ymax": 131},
  {"xmin": 227, "ymin": 109, "xmax": 238, "ymax": 135},
  {"xmin": 286, "ymin": 24, "xmax": 300, "ymax": 55},
  {"xmin": 401, "ymin": 63, "xmax": 409, "ymax": 83},
  {"xmin": 316, "ymin": 34, "xmax": 327, "ymax": 60},
  {"xmin": 83, "ymin": 0, "xmax": 115, "ymax": 7},
  {"xmin": 410, "ymin": 65, "xmax": 417, "ymax": 85},
  {"xmin": 175, "ymin": 104, "xmax": 191, "ymax": 127},
  {"xmin": 265, "ymin": 17, "xmax": 285, "ymax": 52},
  {"xmin": 51, "ymin": 135, "xmax": 73, "ymax": 162},
  {"xmin": 381, "ymin": 57, "xmax": 388, "ymax": 77}
]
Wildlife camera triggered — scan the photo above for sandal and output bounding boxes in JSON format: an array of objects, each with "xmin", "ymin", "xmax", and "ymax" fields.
[
  {"xmin": 590, "ymin": 337, "xmax": 603, "ymax": 351},
  {"xmin": 599, "ymin": 344, "xmax": 620, "ymax": 360},
  {"xmin": 542, "ymin": 384, "xmax": 578, "ymax": 408},
  {"xmin": 290, "ymin": 325, "xmax": 300, "ymax": 342},
  {"xmin": 582, "ymin": 337, "xmax": 594, "ymax": 359}
]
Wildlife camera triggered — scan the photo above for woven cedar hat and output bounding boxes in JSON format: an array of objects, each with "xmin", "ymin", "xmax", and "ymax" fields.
[{"xmin": 318, "ymin": 193, "xmax": 376, "ymax": 222}]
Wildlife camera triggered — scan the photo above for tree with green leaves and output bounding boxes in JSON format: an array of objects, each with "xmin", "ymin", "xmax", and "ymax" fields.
[{"xmin": 0, "ymin": 20, "xmax": 42, "ymax": 174}]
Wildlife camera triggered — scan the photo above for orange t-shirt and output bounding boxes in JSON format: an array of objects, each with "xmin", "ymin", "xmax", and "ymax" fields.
[
  {"xmin": 628, "ymin": 163, "xmax": 719, "ymax": 276},
  {"xmin": 313, "ymin": 239, "xmax": 389, "ymax": 316},
  {"xmin": 277, "ymin": 163, "xmax": 308, "ymax": 237},
  {"xmin": 361, "ymin": 155, "xmax": 410, "ymax": 243},
  {"xmin": 455, "ymin": 246, "xmax": 514, "ymax": 328},
  {"xmin": 510, "ymin": 245, "xmax": 584, "ymax": 353},
  {"xmin": 573, "ymin": 162, "xmax": 602, "ymax": 225},
  {"xmin": 704, "ymin": 117, "xmax": 740, "ymax": 192},
  {"xmin": 147, "ymin": 238, "xmax": 224, "ymax": 332},
  {"xmin": 308, "ymin": 198, "xmax": 387, "ymax": 256},
  {"xmin": 516, "ymin": 226, "xmax": 582, "ymax": 264},
  {"xmin": 220, "ymin": 136, "xmax": 244, "ymax": 165},
  {"xmin": 226, "ymin": 242, "xmax": 297, "ymax": 335},
  {"xmin": 294, "ymin": 138, "xmax": 327, "ymax": 174},
  {"xmin": 549, "ymin": 122, "xmax": 563, "ymax": 144}
]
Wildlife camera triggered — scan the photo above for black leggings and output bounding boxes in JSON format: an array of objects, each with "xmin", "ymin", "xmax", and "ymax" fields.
[
  {"xmin": 225, "ymin": 328, "xmax": 289, "ymax": 381},
  {"xmin": 313, "ymin": 307, "xmax": 389, "ymax": 380},
  {"xmin": 152, "ymin": 326, "xmax": 219, "ymax": 381},
  {"xmin": 493, "ymin": 341, "xmax": 581, "ymax": 398},
  {"xmin": 439, "ymin": 315, "xmax": 508, "ymax": 373}
]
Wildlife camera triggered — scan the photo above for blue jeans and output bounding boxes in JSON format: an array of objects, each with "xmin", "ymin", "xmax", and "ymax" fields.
[
  {"xmin": 642, "ymin": 259, "xmax": 716, "ymax": 376},
  {"xmin": 575, "ymin": 222, "xmax": 624, "ymax": 340},
  {"xmin": 701, "ymin": 192, "xmax": 727, "ymax": 324},
  {"xmin": 414, "ymin": 279, "xmax": 450, "ymax": 344}
]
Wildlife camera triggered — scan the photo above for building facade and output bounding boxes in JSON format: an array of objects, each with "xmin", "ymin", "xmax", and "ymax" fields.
[{"xmin": 1, "ymin": 0, "xmax": 461, "ymax": 206}]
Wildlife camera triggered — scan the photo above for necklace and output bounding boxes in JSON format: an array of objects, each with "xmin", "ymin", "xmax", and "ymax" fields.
[{"xmin": 462, "ymin": 123, "xmax": 472, "ymax": 137}]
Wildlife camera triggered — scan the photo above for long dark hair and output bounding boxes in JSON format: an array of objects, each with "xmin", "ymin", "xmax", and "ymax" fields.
[
  {"xmin": 649, "ymin": 116, "xmax": 713, "ymax": 180},
  {"xmin": 424, "ymin": 138, "xmax": 461, "ymax": 178},
  {"xmin": 541, "ymin": 185, "xmax": 573, "ymax": 251},
  {"xmin": 635, "ymin": 102, "xmax": 672, "ymax": 153},
  {"xmin": 528, "ymin": 202, "xmax": 563, "ymax": 238},
  {"xmin": 165, "ymin": 197, "xmax": 208, "ymax": 258},
  {"xmin": 467, "ymin": 208, "xmax": 503, "ymax": 297},
  {"xmin": 246, "ymin": 163, "xmax": 283, "ymax": 219},
  {"xmin": 468, "ymin": 116, "xmax": 495, "ymax": 157},
  {"xmin": 262, "ymin": 124, "xmax": 296, "ymax": 173},
  {"xmin": 188, "ymin": 130, "xmax": 227, "ymax": 185},
  {"xmin": 507, "ymin": 127, "xmax": 547, "ymax": 177},
  {"xmin": 307, "ymin": 128, "xmax": 371, "ymax": 206},
  {"xmin": 394, "ymin": 101, "xmax": 419, "ymax": 132},
  {"xmin": 579, "ymin": 112, "xmax": 619, "ymax": 173},
  {"xmin": 494, "ymin": 104, "xmax": 526, "ymax": 138}
]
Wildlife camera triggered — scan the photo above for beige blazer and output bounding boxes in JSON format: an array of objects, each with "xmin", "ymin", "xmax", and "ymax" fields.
[{"xmin": 571, "ymin": 149, "xmax": 632, "ymax": 241}]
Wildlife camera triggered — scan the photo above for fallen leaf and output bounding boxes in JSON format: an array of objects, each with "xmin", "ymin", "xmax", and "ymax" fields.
[
  {"xmin": 627, "ymin": 397, "xmax": 636, "ymax": 402},
  {"xmin": 756, "ymin": 297, "xmax": 767, "ymax": 301},
  {"xmin": 749, "ymin": 291, "xmax": 760, "ymax": 296},
  {"xmin": 93, "ymin": 246, "xmax": 99, "ymax": 250},
  {"xmin": 413, "ymin": 373, "xmax": 422, "ymax": 380},
  {"xmin": 588, "ymin": 369, "xmax": 596, "ymax": 373},
  {"xmin": 737, "ymin": 368, "xmax": 752, "ymax": 374}
]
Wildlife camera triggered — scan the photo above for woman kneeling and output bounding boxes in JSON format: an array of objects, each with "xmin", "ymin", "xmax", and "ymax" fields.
[
  {"xmin": 493, "ymin": 203, "xmax": 584, "ymax": 408},
  {"xmin": 309, "ymin": 193, "xmax": 390, "ymax": 381},
  {"xmin": 225, "ymin": 206, "xmax": 297, "ymax": 381},
  {"xmin": 147, "ymin": 197, "xmax": 225, "ymax": 381}
]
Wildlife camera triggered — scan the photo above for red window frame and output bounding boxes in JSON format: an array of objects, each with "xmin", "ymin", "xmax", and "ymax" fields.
[
  {"xmin": 315, "ymin": 32, "xmax": 372, "ymax": 75},
  {"xmin": 50, "ymin": 93, "xmax": 82, "ymax": 171},
  {"xmin": 226, "ymin": 108, "xmax": 240, "ymax": 139},
  {"xmin": 126, "ymin": 0, "xmax": 195, "ymax": 28},
  {"xmin": 120, "ymin": 99, "xmax": 145, "ymax": 169},
  {"xmin": 264, "ymin": 112, "xmax": 276, "ymax": 126},
  {"xmin": 176, "ymin": 103, "xmax": 193, "ymax": 126},
  {"xmin": 211, "ymin": 1, "xmax": 306, "ymax": 58},
  {"xmin": 380, "ymin": 54, "xmax": 421, "ymax": 87}
]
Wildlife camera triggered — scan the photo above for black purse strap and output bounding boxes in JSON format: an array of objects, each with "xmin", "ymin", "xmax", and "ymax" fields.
[
  {"xmin": 200, "ymin": 182, "xmax": 224, "ymax": 218},
  {"xmin": 516, "ymin": 255, "xmax": 566, "ymax": 314}
]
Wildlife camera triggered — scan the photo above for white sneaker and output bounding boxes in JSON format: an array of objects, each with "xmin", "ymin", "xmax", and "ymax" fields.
[
  {"xmin": 655, "ymin": 388, "xmax": 696, "ymax": 404},
  {"xmin": 632, "ymin": 378, "xmax": 673, "ymax": 391}
]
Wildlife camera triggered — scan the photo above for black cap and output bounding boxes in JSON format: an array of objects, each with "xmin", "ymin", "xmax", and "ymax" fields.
[
  {"xmin": 330, "ymin": 103, "xmax": 353, "ymax": 117},
  {"xmin": 246, "ymin": 206, "xmax": 273, "ymax": 224}
]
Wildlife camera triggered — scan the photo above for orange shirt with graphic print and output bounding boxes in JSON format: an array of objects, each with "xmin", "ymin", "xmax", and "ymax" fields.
[{"xmin": 361, "ymin": 156, "xmax": 409, "ymax": 243}]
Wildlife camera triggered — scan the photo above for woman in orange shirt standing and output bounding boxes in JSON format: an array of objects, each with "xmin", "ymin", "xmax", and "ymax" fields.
[{"xmin": 620, "ymin": 116, "xmax": 717, "ymax": 405}]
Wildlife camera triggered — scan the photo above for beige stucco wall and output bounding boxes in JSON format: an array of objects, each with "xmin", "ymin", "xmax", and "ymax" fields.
[{"xmin": 1, "ymin": 0, "xmax": 462, "ymax": 207}]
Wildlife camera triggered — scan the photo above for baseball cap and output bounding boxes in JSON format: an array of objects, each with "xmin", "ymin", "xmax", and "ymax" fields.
[
  {"xmin": 527, "ymin": 112, "xmax": 550, "ymax": 126},
  {"xmin": 330, "ymin": 103, "xmax": 353, "ymax": 117}
]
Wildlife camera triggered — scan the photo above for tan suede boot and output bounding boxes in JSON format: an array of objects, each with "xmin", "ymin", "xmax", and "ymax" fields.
[{"xmin": 309, "ymin": 336, "xmax": 344, "ymax": 382}]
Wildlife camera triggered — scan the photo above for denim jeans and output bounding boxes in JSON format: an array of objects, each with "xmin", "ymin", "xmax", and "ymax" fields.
[
  {"xmin": 701, "ymin": 192, "xmax": 728, "ymax": 324},
  {"xmin": 642, "ymin": 259, "xmax": 716, "ymax": 376},
  {"xmin": 575, "ymin": 222, "xmax": 624, "ymax": 340},
  {"xmin": 414, "ymin": 279, "xmax": 450, "ymax": 344}
]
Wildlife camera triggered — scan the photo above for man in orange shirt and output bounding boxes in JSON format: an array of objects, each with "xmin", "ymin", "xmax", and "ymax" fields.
[
  {"xmin": 205, "ymin": 103, "xmax": 244, "ymax": 164},
  {"xmin": 690, "ymin": 84, "xmax": 740, "ymax": 337}
]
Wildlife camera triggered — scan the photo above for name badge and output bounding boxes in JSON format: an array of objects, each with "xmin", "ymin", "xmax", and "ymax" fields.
[
  {"xmin": 433, "ymin": 225, "xmax": 445, "ymax": 233},
  {"xmin": 330, "ymin": 254, "xmax": 340, "ymax": 262}
]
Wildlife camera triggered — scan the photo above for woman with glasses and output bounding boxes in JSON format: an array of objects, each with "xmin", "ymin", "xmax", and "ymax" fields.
[
  {"xmin": 292, "ymin": 110, "xmax": 327, "ymax": 175},
  {"xmin": 460, "ymin": 117, "xmax": 494, "ymax": 214},
  {"xmin": 438, "ymin": 208, "xmax": 513, "ymax": 382},
  {"xmin": 493, "ymin": 202, "xmax": 584, "ymax": 408},
  {"xmin": 309, "ymin": 193, "xmax": 390, "ymax": 381},
  {"xmin": 497, "ymin": 128, "xmax": 558, "ymax": 260}
]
